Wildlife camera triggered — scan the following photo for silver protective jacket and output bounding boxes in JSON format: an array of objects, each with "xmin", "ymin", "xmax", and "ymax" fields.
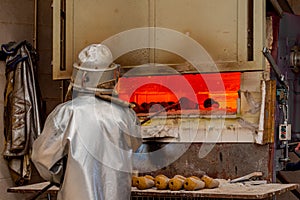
[
  {"xmin": 1, "ymin": 41, "xmax": 43, "ymax": 185},
  {"xmin": 31, "ymin": 95, "xmax": 141, "ymax": 200}
]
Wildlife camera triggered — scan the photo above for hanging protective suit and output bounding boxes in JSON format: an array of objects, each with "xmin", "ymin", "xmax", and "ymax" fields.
[
  {"xmin": 1, "ymin": 41, "xmax": 43, "ymax": 185},
  {"xmin": 31, "ymin": 44, "xmax": 142, "ymax": 200}
]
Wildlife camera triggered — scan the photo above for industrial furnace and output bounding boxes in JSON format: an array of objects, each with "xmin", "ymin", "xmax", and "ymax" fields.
[{"xmin": 51, "ymin": 0, "xmax": 300, "ymax": 194}]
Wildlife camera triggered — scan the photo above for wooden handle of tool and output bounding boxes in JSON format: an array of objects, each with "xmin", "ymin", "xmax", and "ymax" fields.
[
  {"xmin": 136, "ymin": 176, "xmax": 155, "ymax": 190},
  {"xmin": 184, "ymin": 176, "xmax": 205, "ymax": 191},
  {"xmin": 201, "ymin": 175, "xmax": 220, "ymax": 189},
  {"xmin": 132, "ymin": 175, "xmax": 139, "ymax": 187},
  {"xmin": 168, "ymin": 175, "xmax": 186, "ymax": 191},
  {"xmin": 154, "ymin": 174, "xmax": 170, "ymax": 190}
]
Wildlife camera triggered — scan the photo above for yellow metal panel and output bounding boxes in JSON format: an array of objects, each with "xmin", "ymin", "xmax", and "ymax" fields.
[
  {"xmin": 73, "ymin": 0, "xmax": 149, "ymax": 62},
  {"xmin": 52, "ymin": 0, "xmax": 61, "ymax": 79},
  {"xmin": 53, "ymin": 0, "xmax": 75, "ymax": 79},
  {"xmin": 52, "ymin": 0, "xmax": 266, "ymax": 79},
  {"xmin": 155, "ymin": 0, "xmax": 239, "ymax": 64},
  {"xmin": 262, "ymin": 80, "xmax": 276, "ymax": 144}
]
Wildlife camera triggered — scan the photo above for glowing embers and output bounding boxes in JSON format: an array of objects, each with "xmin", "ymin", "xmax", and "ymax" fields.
[{"xmin": 117, "ymin": 72, "xmax": 241, "ymax": 114}]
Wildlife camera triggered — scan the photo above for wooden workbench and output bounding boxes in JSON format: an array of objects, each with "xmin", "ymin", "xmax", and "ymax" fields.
[
  {"xmin": 7, "ymin": 181, "xmax": 299, "ymax": 199},
  {"xmin": 131, "ymin": 183, "xmax": 298, "ymax": 199}
]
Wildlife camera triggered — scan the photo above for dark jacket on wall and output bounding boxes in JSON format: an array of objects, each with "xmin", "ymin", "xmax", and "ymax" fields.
[{"xmin": 1, "ymin": 41, "xmax": 43, "ymax": 185}]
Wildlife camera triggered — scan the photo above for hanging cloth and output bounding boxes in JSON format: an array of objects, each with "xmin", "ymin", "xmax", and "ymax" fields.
[{"xmin": 1, "ymin": 40, "xmax": 43, "ymax": 185}]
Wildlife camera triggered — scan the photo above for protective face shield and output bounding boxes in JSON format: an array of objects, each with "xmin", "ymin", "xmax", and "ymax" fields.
[{"xmin": 71, "ymin": 44, "xmax": 119, "ymax": 94}]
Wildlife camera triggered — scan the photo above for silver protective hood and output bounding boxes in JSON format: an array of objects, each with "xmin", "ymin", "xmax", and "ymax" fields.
[
  {"xmin": 71, "ymin": 63, "xmax": 119, "ymax": 94},
  {"xmin": 31, "ymin": 96, "xmax": 141, "ymax": 200},
  {"xmin": 71, "ymin": 44, "xmax": 119, "ymax": 95}
]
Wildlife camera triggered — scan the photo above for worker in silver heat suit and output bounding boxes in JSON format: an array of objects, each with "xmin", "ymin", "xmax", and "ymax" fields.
[{"xmin": 31, "ymin": 44, "xmax": 142, "ymax": 200}]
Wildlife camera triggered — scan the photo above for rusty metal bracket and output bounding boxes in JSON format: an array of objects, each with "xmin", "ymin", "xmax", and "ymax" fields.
[{"xmin": 263, "ymin": 47, "xmax": 289, "ymax": 89}]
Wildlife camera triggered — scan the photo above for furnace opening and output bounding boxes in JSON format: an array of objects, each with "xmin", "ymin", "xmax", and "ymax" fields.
[{"xmin": 117, "ymin": 72, "xmax": 241, "ymax": 115}]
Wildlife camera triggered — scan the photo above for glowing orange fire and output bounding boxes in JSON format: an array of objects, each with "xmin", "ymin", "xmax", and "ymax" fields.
[{"xmin": 117, "ymin": 72, "xmax": 241, "ymax": 113}]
